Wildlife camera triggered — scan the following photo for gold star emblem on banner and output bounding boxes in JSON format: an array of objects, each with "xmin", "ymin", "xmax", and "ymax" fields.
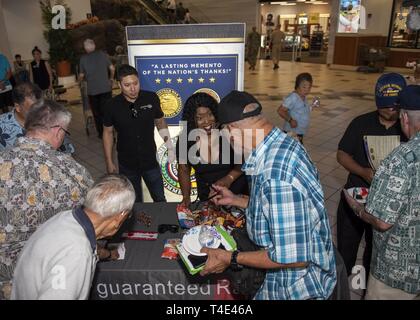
[
  {"xmin": 187, "ymin": 78, "xmax": 194, "ymax": 83},
  {"xmin": 198, "ymin": 77, "xmax": 205, "ymax": 83},
  {"xmin": 209, "ymin": 77, "xmax": 216, "ymax": 83},
  {"xmin": 166, "ymin": 78, "xmax": 172, "ymax": 84},
  {"xmin": 155, "ymin": 78, "xmax": 161, "ymax": 84},
  {"xmin": 177, "ymin": 78, "xmax": 183, "ymax": 84}
]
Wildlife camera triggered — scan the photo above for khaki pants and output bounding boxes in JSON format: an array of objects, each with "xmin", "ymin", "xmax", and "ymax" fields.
[
  {"xmin": 271, "ymin": 45, "xmax": 282, "ymax": 65},
  {"xmin": 365, "ymin": 273, "xmax": 420, "ymax": 300}
]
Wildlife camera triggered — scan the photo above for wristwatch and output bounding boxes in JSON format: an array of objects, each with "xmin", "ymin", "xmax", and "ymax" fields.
[{"xmin": 230, "ymin": 250, "xmax": 243, "ymax": 271}]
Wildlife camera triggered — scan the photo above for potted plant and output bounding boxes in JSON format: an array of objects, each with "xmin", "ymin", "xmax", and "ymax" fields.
[{"xmin": 40, "ymin": 0, "xmax": 75, "ymax": 77}]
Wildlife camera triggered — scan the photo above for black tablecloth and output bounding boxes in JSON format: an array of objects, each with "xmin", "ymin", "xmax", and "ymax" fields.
[
  {"xmin": 90, "ymin": 203, "xmax": 234, "ymax": 300},
  {"xmin": 90, "ymin": 203, "xmax": 350, "ymax": 300}
]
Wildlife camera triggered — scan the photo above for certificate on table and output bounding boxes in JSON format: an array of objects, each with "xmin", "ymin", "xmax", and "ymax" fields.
[{"xmin": 363, "ymin": 135, "xmax": 400, "ymax": 171}]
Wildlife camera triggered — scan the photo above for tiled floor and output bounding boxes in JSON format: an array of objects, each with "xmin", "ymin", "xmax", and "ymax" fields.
[{"xmin": 63, "ymin": 59, "xmax": 398, "ymax": 300}]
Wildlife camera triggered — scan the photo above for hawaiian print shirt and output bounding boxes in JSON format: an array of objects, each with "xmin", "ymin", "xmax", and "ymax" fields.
[
  {"xmin": 366, "ymin": 132, "xmax": 420, "ymax": 294},
  {"xmin": 0, "ymin": 137, "xmax": 93, "ymax": 299},
  {"xmin": 0, "ymin": 110, "xmax": 75, "ymax": 154}
]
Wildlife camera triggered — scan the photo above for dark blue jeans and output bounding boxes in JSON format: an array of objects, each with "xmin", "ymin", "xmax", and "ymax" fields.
[{"xmin": 119, "ymin": 164, "xmax": 166, "ymax": 203}]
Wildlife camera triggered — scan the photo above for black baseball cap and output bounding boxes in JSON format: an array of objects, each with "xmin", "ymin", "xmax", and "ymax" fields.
[
  {"xmin": 398, "ymin": 85, "xmax": 420, "ymax": 110},
  {"xmin": 218, "ymin": 90, "xmax": 262, "ymax": 125}
]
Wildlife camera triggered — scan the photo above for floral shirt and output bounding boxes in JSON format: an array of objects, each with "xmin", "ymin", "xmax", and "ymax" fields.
[
  {"xmin": 0, "ymin": 137, "xmax": 93, "ymax": 299},
  {"xmin": 0, "ymin": 110, "xmax": 75, "ymax": 154},
  {"xmin": 366, "ymin": 132, "xmax": 420, "ymax": 294}
]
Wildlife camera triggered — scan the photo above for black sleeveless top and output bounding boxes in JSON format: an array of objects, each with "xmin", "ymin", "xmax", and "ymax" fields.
[{"xmin": 31, "ymin": 60, "xmax": 50, "ymax": 90}]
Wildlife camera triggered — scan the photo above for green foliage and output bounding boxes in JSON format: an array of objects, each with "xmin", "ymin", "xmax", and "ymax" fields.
[{"xmin": 39, "ymin": 0, "xmax": 75, "ymax": 66}]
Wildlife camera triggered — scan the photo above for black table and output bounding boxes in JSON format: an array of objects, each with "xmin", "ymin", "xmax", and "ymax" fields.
[
  {"xmin": 90, "ymin": 203, "xmax": 235, "ymax": 300},
  {"xmin": 90, "ymin": 203, "xmax": 350, "ymax": 300}
]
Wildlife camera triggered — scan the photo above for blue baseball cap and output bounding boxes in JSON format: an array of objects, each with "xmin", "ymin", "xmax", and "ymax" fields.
[
  {"xmin": 375, "ymin": 73, "xmax": 406, "ymax": 108},
  {"xmin": 398, "ymin": 85, "xmax": 420, "ymax": 110}
]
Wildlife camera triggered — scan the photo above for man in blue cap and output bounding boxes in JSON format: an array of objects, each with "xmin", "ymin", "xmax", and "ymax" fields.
[
  {"xmin": 336, "ymin": 73, "xmax": 408, "ymax": 289},
  {"xmin": 344, "ymin": 85, "xmax": 420, "ymax": 299}
]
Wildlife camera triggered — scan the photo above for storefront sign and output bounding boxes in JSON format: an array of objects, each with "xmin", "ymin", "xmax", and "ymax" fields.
[{"xmin": 338, "ymin": 0, "xmax": 362, "ymax": 33}]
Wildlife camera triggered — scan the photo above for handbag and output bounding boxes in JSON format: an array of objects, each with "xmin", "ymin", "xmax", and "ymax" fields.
[{"xmin": 225, "ymin": 228, "xmax": 266, "ymax": 299}]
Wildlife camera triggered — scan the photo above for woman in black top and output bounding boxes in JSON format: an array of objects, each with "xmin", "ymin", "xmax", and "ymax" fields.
[
  {"xmin": 29, "ymin": 47, "xmax": 53, "ymax": 92},
  {"xmin": 176, "ymin": 93, "xmax": 248, "ymax": 207}
]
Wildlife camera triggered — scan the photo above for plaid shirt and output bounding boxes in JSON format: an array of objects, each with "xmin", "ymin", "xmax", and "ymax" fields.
[{"xmin": 243, "ymin": 127, "xmax": 336, "ymax": 300}]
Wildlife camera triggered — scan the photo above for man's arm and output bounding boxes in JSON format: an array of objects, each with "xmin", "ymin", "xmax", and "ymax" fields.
[
  {"xmin": 200, "ymin": 246, "xmax": 308, "ymax": 276},
  {"xmin": 103, "ymin": 126, "xmax": 117, "ymax": 173},
  {"xmin": 343, "ymin": 190, "xmax": 393, "ymax": 232},
  {"xmin": 78, "ymin": 72, "xmax": 85, "ymax": 82},
  {"xmin": 155, "ymin": 117, "xmax": 175, "ymax": 163},
  {"xmin": 29, "ymin": 64, "xmax": 34, "ymax": 83},
  {"xmin": 154, "ymin": 117, "xmax": 171, "ymax": 143},
  {"xmin": 211, "ymin": 185, "xmax": 249, "ymax": 209},
  {"xmin": 337, "ymin": 150, "xmax": 374, "ymax": 183},
  {"xmin": 109, "ymin": 64, "xmax": 115, "ymax": 81},
  {"xmin": 359, "ymin": 207, "xmax": 393, "ymax": 232}
]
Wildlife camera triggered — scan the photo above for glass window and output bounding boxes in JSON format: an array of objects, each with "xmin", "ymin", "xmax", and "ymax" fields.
[{"xmin": 389, "ymin": 0, "xmax": 420, "ymax": 48}]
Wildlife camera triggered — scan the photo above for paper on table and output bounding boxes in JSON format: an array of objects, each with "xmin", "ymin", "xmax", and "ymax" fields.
[{"xmin": 363, "ymin": 135, "xmax": 400, "ymax": 171}]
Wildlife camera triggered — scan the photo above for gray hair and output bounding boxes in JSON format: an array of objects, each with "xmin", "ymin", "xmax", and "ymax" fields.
[
  {"xmin": 401, "ymin": 109, "xmax": 420, "ymax": 125},
  {"xmin": 231, "ymin": 103, "xmax": 262, "ymax": 128},
  {"xmin": 84, "ymin": 175, "xmax": 135, "ymax": 218},
  {"xmin": 25, "ymin": 99, "xmax": 72, "ymax": 132}
]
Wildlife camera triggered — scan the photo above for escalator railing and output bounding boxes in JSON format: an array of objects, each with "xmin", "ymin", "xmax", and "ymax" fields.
[{"xmin": 138, "ymin": 0, "xmax": 198, "ymax": 25}]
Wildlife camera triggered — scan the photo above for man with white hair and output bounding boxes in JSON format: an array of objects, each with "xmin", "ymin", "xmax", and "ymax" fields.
[
  {"xmin": 0, "ymin": 99, "xmax": 93, "ymax": 300},
  {"xmin": 344, "ymin": 85, "xmax": 420, "ymax": 300},
  {"xmin": 79, "ymin": 39, "xmax": 115, "ymax": 139},
  {"xmin": 11, "ymin": 174, "xmax": 135, "ymax": 300},
  {"xmin": 202, "ymin": 91, "xmax": 337, "ymax": 300}
]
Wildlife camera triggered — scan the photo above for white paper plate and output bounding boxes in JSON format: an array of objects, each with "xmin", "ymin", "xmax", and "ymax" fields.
[{"xmin": 182, "ymin": 225, "xmax": 221, "ymax": 256}]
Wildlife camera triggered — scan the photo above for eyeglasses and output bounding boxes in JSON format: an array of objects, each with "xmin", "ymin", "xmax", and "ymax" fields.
[
  {"xmin": 158, "ymin": 224, "xmax": 179, "ymax": 234},
  {"xmin": 130, "ymin": 103, "xmax": 139, "ymax": 119},
  {"xmin": 51, "ymin": 125, "xmax": 71, "ymax": 136}
]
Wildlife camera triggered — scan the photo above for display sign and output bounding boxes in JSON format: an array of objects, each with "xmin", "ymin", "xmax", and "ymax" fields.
[
  {"xmin": 309, "ymin": 13, "xmax": 320, "ymax": 24},
  {"xmin": 338, "ymin": 0, "xmax": 362, "ymax": 33},
  {"xmin": 126, "ymin": 24, "xmax": 245, "ymax": 202}
]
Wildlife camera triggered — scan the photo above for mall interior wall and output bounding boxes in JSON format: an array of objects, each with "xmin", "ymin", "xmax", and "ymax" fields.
[
  {"xmin": 359, "ymin": 0, "xmax": 394, "ymax": 36},
  {"xmin": 1, "ymin": 0, "xmax": 91, "ymax": 62},
  {"xmin": 0, "ymin": 0, "xmax": 12, "ymax": 62},
  {"xmin": 181, "ymin": 0, "xmax": 259, "ymax": 32}
]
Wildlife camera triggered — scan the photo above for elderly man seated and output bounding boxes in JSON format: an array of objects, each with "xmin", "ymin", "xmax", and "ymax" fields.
[
  {"xmin": 0, "ymin": 99, "xmax": 93, "ymax": 300},
  {"xmin": 11, "ymin": 174, "xmax": 135, "ymax": 300},
  {"xmin": 0, "ymin": 82, "xmax": 74, "ymax": 153}
]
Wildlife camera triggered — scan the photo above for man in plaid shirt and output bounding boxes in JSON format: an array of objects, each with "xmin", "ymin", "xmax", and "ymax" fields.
[{"xmin": 200, "ymin": 91, "xmax": 336, "ymax": 300}]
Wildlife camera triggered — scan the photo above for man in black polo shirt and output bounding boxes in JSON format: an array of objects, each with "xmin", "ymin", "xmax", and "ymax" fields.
[
  {"xmin": 336, "ymin": 73, "xmax": 408, "ymax": 284},
  {"xmin": 103, "ymin": 65, "xmax": 173, "ymax": 202}
]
